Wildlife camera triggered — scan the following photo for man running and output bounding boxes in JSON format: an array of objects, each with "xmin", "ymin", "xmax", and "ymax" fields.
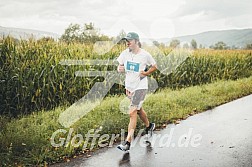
[{"xmin": 117, "ymin": 32, "xmax": 157, "ymax": 152}]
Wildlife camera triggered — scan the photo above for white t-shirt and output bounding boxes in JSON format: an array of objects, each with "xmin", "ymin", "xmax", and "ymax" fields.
[{"xmin": 117, "ymin": 48, "xmax": 156, "ymax": 92}]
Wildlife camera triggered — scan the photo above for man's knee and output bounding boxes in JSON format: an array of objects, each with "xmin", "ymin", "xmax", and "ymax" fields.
[
  {"xmin": 136, "ymin": 107, "xmax": 143, "ymax": 115},
  {"xmin": 129, "ymin": 106, "xmax": 138, "ymax": 117}
]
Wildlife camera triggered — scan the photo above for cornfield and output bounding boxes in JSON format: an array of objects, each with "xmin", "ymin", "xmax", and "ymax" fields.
[{"xmin": 1, "ymin": 37, "xmax": 252, "ymax": 116}]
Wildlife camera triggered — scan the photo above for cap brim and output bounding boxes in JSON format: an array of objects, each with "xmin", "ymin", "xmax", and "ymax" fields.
[{"xmin": 122, "ymin": 37, "xmax": 133, "ymax": 40}]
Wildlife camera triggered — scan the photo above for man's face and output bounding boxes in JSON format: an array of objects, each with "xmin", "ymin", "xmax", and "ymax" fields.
[{"xmin": 126, "ymin": 39, "xmax": 137, "ymax": 50}]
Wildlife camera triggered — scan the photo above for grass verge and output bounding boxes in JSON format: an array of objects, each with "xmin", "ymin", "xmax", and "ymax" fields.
[{"xmin": 1, "ymin": 76, "xmax": 252, "ymax": 166}]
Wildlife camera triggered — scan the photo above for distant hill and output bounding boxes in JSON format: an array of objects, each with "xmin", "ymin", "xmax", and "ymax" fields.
[
  {"xmin": 1, "ymin": 26, "xmax": 252, "ymax": 48},
  {"xmin": 152, "ymin": 29, "xmax": 252, "ymax": 48},
  {"xmin": 0, "ymin": 26, "xmax": 60, "ymax": 40}
]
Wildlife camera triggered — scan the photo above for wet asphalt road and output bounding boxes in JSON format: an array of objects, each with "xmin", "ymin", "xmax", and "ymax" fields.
[{"xmin": 52, "ymin": 94, "xmax": 252, "ymax": 167}]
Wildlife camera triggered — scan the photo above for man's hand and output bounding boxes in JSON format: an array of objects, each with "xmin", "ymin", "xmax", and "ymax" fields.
[
  {"xmin": 140, "ymin": 64, "xmax": 157, "ymax": 77},
  {"xmin": 117, "ymin": 64, "xmax": 125, "ymax": 73},
  {"xmin": 140, "ymin": 71, "xmax": 148, "ymax": 77}
]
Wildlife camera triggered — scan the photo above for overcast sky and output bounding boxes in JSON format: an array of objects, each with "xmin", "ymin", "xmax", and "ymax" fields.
[{"xmin": 0, "ymin": 0, "xmax": 252, "ymax": 39}]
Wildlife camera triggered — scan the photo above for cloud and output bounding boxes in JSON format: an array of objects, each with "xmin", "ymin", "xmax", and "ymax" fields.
[
  {"xmin": 0, "ymin": 0, "xmax": 251, "ymax": 37},
  {"xmin": 174, "ymin": 0, "xmax": 252, "ymax": 18},
  {"xmin": 167, "ymin": 0, "xmax": 252, "ymax": 36}
]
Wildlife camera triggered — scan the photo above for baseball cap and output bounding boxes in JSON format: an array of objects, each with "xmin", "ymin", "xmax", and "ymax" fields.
[{"xmin": 122, "ymin": 32, "xmax": 139, "ymax": 40}]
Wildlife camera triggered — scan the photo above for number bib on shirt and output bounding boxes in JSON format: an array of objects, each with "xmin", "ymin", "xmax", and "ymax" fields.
[{"xmin": 126, "ymin": 61, "xmax": 140, "ymax": 72}]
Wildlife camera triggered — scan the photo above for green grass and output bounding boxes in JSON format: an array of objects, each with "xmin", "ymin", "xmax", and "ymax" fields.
[{"xmin": 1, "ymin": 76, "xmax": 252, "ymax": 166}]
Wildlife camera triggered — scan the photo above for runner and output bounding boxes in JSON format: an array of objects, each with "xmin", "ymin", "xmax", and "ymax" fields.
[{"xmin": 117, "ymin": 32, "xmax": 157, "ymax": 152}]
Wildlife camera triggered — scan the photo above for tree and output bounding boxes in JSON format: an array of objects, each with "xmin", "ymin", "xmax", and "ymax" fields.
[
  {"xmin": 37, "ymin": 37, "xmax": 55, "ymax": 43},
  {"xmin": 60, "ymin": 22, "xmax": 111, "ymax": 44},
  {"xmin": 60, "ymin": 23, "xmax": 82, "ymax": 43},
  {"xmin": 115, "ymin": 29, "xmax": 126, "ymax": 42},
  {"xmin": 81, "ymin": 22, "xmax": 102, "ymax": 43},
  {"xmin": 153, "ymin": 40, "xmax": 160, "ymax": 47},
  {"xmin": 245, "ymin": 43, "xmax": 252, "ymax": 50},
  {"xmin": 191, "ymin": 39, "xmax": 197, "ymax": 49},
  {"xmin": 212, "ymin": 41, "xmax": 228, "ymax": 50},
  {"xmin": 169, "ymin": 39, "xmax": 180, "ymax": 48},
  {"xmin": 152, "ymin": 40, "xmax": 165, "ymax": 48},
  {"xmin": 183, "ymin": 43, "xmax": 189, "ymax": 49},
  {"xmin": 231, "ymin": 45, "xmax": 238, "ymax": 50}
]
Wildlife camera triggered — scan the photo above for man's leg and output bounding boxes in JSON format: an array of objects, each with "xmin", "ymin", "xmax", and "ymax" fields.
[
  {"xmin": 126, "ymin": 107, "xmax": 138, "ymax": 142},
  {"xmin": 138, "ymin": 107, "xmax": 155, "ymax": 136},
  {"xmin": 117, "ymin": 106, "xmax": 137, "ymax": 151},
  {"xmin": 137, "ymin": 107, "xmax": 149, "ymax": 127},
  {"xmin": 117, "ymin": 89, "xmax": 148, "ymax": 151}
]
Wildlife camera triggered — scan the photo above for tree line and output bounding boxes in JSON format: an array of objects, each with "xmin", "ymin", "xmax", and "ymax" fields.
[
  {"xmin": 59, "ymin": 22, "xmax": 252, "ymax": 50},
  {"xmin": 152, "ymin": 39, "xmax": 252, "ymax": 50}
]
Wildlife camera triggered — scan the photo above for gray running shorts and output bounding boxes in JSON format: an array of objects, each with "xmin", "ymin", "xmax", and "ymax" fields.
[{"xmin": 127, "ymin": 89, "xmax": 147, "ymax": 110}]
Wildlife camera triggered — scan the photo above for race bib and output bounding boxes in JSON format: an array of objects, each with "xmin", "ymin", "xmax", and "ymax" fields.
[{"xmin": 126, "ymin": 61, "xmax": 140, "ymax": 72}]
